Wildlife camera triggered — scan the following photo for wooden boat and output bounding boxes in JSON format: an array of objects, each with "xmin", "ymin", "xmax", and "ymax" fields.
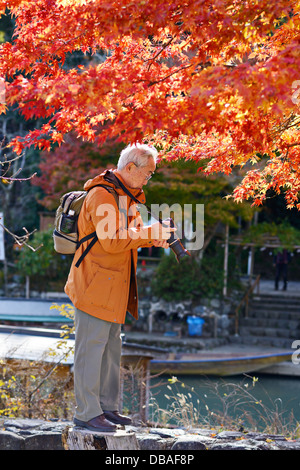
[
  {"xmin": 0, "ymin": 325, "xmax": 164, "ymax": 369},
  {"xmin": 150, "ymin": 350, "xmax": 293, "ymax": 376},
  {"xmin": 0, "ymin": 319, "xmax": 294, "ymax": 378}
]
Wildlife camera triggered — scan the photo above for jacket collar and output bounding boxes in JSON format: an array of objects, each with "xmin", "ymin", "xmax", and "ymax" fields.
[
  {"xmin": 84, "ymin": 169, "xmax": 146, "ymax": 204},
  {"xmin": 104, "ymin": 169, "xmax": 146, "ymax": 204}
]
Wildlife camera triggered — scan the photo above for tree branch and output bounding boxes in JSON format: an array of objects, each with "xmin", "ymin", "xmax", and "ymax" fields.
[
  {"xmin": 0, "ymin": 222, "xmax": 42, "ymax": 252},
  {"xmin": 145, "ymin": 36, "xmax": 175, "ymax": 71}
]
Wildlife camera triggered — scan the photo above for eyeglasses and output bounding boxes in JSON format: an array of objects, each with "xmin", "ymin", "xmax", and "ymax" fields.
[{"xmin": 134, "ymin": 164, "xmax": 155, "ymax": 180}]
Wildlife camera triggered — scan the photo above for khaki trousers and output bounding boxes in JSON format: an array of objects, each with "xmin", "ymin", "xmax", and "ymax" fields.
[{"xmin": 74, "ymin": 308, "xmax": 122, "ymax": 422}]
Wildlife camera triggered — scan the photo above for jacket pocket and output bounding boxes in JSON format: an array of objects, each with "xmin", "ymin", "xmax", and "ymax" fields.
[{"xmin": 85, "ymin": 264, "xmax": 122, "ymax": 311}]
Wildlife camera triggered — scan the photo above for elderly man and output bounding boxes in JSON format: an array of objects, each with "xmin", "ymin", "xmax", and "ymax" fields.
[{"xmin": 65, "ymin": 143, "xmax": 175, "ymax": 432}]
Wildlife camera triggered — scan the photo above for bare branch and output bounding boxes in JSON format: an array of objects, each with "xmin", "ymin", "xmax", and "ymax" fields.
[{"xmin": 0, "ymin": 222, "xmax": 43, "ymax": 252}]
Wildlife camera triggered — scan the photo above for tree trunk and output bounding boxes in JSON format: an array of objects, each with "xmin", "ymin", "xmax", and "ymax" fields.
[{"xmin": 62, "ymin": 427, "xmax": 140, "ymax": 450}]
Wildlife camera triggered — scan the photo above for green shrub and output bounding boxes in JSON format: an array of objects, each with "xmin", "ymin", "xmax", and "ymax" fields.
[
  {"xmin": 151, "ymin": 247, "xmax": 239, "ymax": 302},
  {"xmin": 151, "ymin": 254, "xmax": 204, "ymax": 301},
  {"xmin": 14, "ymin": 228, "xmax": 71, "ymax": 291}
]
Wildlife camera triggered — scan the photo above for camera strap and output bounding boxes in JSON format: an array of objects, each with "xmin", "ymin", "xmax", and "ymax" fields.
[
  {"xmin": 109, "ymin": 172, "xmax": 190, "ymax": 258},
  {"xmin": 107, "ymin": 172, "xmax": 165, "ymax": 225}
]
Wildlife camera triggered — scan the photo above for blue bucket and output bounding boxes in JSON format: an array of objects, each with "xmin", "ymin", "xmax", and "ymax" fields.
[{"xmin": 187, "ymin": 316, "xmax": 205, "ymax": 337}]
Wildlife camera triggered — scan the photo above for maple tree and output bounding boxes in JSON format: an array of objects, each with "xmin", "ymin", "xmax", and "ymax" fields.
[
  {"xmin": 34, "ymin": 136, "xmax": 253, "ymax": 253},
  {"xmin": 33, "ymin": 133, "xmax": 123, "ymax": 209},
  {"xmin": 0, "ymin": 0, "xmax": 300, "ymax": 208}
]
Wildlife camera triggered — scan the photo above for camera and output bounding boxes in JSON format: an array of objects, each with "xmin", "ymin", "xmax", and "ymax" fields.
[{"xmin": 165, "ymin": 218, "xmax": 191, "ymax": 262}]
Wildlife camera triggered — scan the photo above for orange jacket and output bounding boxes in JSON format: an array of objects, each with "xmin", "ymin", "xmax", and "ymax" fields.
[{"xmin": 65, "ymin": 169, "xmax": 153, "ymax": 323}]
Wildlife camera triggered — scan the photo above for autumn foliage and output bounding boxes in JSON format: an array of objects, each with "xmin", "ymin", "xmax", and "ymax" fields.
[{"xmin": 0, "ymin": 0, "xmax": 300, "ymax": 207}]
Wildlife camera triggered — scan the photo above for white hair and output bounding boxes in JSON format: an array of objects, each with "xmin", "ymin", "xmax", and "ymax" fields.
[{"xmin": 117, "ymin": 143, "xmax": 158, "ymax": 170}]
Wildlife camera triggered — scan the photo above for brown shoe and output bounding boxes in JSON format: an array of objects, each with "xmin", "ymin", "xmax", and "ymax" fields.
[
  {"xmin": 103, "ymin": 410, "xmax": 132, "ymax": 425},
  {"xmin": 74, "ymin": 413, "xmax": 117, "ymax": 432}
]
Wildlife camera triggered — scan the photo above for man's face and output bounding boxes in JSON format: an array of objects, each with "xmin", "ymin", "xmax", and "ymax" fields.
[{"xmin": 126, "ymin": 157, "xmax": 156, "ymax": 189}]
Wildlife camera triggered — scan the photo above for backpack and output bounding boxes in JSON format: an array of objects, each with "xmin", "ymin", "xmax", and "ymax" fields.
[{"xmin": 53, "ymin": 184, "xmax": 118, "ymax": 268}]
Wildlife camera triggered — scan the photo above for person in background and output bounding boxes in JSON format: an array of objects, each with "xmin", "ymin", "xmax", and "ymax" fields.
[{"xmin": 274, "ymin": 249, "xmax": 290, "ymax": 291}]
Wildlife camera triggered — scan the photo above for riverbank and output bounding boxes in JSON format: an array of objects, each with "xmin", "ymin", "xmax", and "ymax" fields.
[{"xmin": 1, "ymin": 418, "xmax": 300, "ymax": 450}]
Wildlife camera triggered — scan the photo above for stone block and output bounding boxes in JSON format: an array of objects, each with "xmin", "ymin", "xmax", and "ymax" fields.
[
  {"xmin": 216, "ymin": 430, "xmax": 244, "ymax": 440},
  {"xmin": 137, "ymin": 434, "xmax": 174, "ymax": 450},
  {"xmin": 211, "ymin": 439, "xmax": 271, "ymax": 450},
  {"xmin": 24, "ymin": 432, "xmax": 64, "ymax": 450},
  {"xmin": 0, "ymin": 430, "xmax": 25, "ymax": 450},
  {"xmin": 171, "ymin": 435, "xmax": 213, "ymax": 450}
]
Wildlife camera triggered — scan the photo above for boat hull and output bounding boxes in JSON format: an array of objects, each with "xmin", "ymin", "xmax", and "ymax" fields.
[{"xmin": 150, "ymin": 352, "xmax": 293, "ymax": 376}]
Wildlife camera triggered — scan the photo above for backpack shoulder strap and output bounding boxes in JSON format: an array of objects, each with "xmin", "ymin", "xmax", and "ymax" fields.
[
  {"xmin": 75, "ymin": 233, "xmax": 98, "ymax": 268},
  {"xmin": 75, "ymin": 184, "xmax": 119, "ymax": 268},
  {"xmin": 90, "ymin": 183, "xmax": 119, "ymax": 204}
]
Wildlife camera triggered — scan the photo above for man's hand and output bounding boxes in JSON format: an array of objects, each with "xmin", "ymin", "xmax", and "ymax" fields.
[
  {"xmin": 150, "ymin": 219, "xmax": 176, "ymax": 241},
  {"xmin": 152, "ymin": 240, "xmax": 170, "ymax": 248}
]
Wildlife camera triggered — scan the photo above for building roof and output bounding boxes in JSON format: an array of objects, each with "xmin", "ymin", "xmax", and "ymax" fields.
[
  {"xmin": 0, "ymin": 328, "xmax": 74, "ymax": 365},
  {"xmin": 0, "ymin": 298, "xmax": 73, "ymax": 323}
]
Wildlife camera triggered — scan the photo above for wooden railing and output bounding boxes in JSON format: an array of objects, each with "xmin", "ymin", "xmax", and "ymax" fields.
[{"xmin": 234, "ymin": 274, "xmax": 261, "ymax": 336}]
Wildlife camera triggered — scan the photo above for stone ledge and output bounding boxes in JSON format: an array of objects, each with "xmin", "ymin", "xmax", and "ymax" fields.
[{"xmin": 1, "ymin": 418, "xmax": 300, "ymax": 450}]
